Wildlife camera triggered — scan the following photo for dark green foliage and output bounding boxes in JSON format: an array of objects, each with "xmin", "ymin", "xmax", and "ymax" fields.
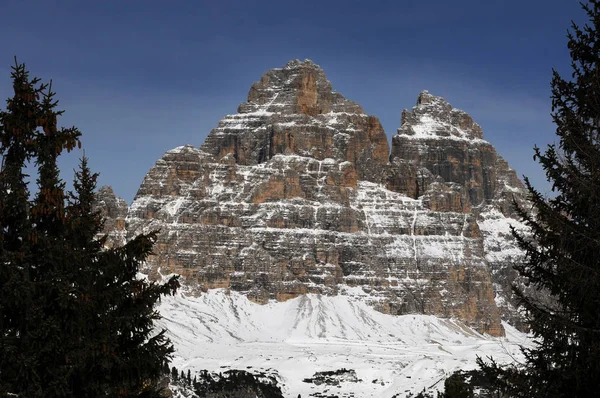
[
  {"xmin": 403, "ymin": 390, "xmax": 439, "ymax": 398},
  {"xmin": 0, "ymin": 60, "xmax": 179, "ymax": 397},
  {"xmin": 479, "ymin": 1, "xmax": 600, "ymax": 397},
  {"xmin": 442, "ymin": 372, "xmax": 474, "ymax": 398},
  {"xmin": 190, "ymin": 369, "xmax": 284, "ymax": 398},
  {"xmin": 428, "ymin": 368, "xmax": 511, "ymax": 398},
  {"xmin": 400, "ymin": 372, "xmax": 475, "ymax": 398}
]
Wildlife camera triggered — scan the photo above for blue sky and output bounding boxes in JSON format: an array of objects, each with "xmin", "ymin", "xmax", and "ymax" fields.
[{"xmin": 0, "ymin": 0, "xmax": 584, "ymax": 202}]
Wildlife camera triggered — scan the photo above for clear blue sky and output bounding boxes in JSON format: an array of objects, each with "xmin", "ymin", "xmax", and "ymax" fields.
[{"xmin": 0, "ymin": 0, "xmax": 584, "ymax": 202}]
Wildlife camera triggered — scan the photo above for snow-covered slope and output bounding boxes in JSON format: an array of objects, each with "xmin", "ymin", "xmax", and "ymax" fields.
[{"xmin": 159, "ymin": 288, "xmax": 530, "ymax": 397}]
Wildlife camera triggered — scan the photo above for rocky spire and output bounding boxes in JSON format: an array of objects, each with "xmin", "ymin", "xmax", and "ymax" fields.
[
  {"xmin": 388, "ymin": 91, "xmax": 529, "ymax": 328},
  {"xmin": 389, "ymin": 90, "xmax": 524, "ymax": 207},
  {"xmin": 199, "ymin": 59, "xmax": 389, "ymax": 183},
  {"xmin": 93, "ymin": 185, "xmax": 128, "ymax": 247},
  {"xmin": 398, "ymin": 90, "xmax": 484, "ymax": 141},
  {"xmin": 238, "ymin": 59, "xmax": 364, "ymax": 116}
]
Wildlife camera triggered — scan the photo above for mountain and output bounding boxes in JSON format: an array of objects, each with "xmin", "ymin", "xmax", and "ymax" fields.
[
  {"xmin": 389, "ymin": 89, "xmax": 530, "ymax": 329},
  {"xmin": 95, "ymin": 59, "xmax": 530, "ymax": 339},
  {"xmin": 90, "ymin": 59, "xmax": 535, "ymax": 396}
]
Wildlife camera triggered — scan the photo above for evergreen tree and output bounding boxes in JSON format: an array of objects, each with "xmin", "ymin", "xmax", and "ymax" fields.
[
  {"xmin": 0, "ymin": 58, "xmax": 80, "ymax": 397},
  {"xmin": 480, "ymin": 1, "xmax": 600, "ymax": 397},
  {"xmin": 0, "ymin": 60, "xmax": 179, "ymax": 397},
  {"xmin": 441, "ymin": 372, "xmax": 473, "ymax": 398}
]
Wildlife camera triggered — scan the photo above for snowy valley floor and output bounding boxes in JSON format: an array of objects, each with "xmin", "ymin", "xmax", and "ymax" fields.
[{"xmin": 158, "ymin": 289, "xmax": 530, "ymax": 397}]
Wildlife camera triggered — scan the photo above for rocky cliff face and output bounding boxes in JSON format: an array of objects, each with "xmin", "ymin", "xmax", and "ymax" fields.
[
  {"xmin": 387, "ymin": 90, "xmax": 529, "ymax": 327},
  {"xmin": 389, "ymin": 90, "xmax": 526, "ymax": 214},
  {"xmin": 93, "ymin": 185, "xmax": 128, "ymax": 247},
  {"xmin": 199, "ymin": 59, "xmax": 389, "ymax": 184},
  {"xmin": 118, "ymin": 60, "xmax": 529, "ymax": 336}
]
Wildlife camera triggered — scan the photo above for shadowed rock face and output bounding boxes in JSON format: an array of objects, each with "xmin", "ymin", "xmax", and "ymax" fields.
[
  {"xmin": 93, "ymin": 185, "xmax": 128, "ymax": 248},
  {"xmin": 116, "ymin": 60, "xmax": 531, "ymax": 336}
]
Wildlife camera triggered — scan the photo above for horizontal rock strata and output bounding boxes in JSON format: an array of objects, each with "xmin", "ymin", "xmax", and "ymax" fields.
[{"xmin": 116, "ymin": 60, "xmax": 530, "ymax": 336}]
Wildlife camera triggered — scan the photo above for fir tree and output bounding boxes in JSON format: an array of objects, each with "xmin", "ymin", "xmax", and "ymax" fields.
[
  {"xmin": 0, "ymin": 58, "xmax": 81, "ymax": 397},
  {"xmin": 0, "ymin": 60, "xmax": 179, "ymax": 397},
  {"xmin": 441, "ymin": 372, "xmax": 473, "ymax": 398},
  {"xmin": 480, "ymin": 1, "xmax": 600, "ymax": 397}
]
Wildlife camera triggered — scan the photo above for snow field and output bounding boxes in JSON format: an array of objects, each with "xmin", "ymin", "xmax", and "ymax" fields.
[{"xmin": 159, "ymin": 289, "xmax": 530, "ymax": 397}]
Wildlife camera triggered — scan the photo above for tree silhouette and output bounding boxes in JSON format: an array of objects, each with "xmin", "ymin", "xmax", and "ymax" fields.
[
  {"xmin": 0, "ymin": 59, "xmax": 179, "ymax": 397},
  {"xmin": 479, "ymin": 2, "xmax": 600, "ymax": 396}
]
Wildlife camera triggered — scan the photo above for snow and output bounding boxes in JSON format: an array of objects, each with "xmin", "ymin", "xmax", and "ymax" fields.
[
  {"xmin": 401, "ymin": 115, "xmax": 487, "ymax": 143},
  {"xmin": 478, "ymin": 207, "xmax": 528, "ymax": 263},
  {"xmin": 276, "ymin": 121, "xmax": 297, "ymax": 127},
  {"xmin": 159, "ymin": 289, "xmax": 530, "ymax": 397},
  {"xmin": 166, "ymin": 145, "xmax": 190, "ymax": 154},
  {"xmin": 123, "ymin": 79, "xmax": 535, "ymax": 396},
  {"xmin": 164, "ymin": 197, "xmax": 186, "ymax": 217}
]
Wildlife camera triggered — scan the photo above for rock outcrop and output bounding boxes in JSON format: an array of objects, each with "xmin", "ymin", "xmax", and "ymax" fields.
[
  {"xmin": 93, "ymin": 185, "xmax": 128, "ymax": 247},
  {"xmin": 121, "ymin": 60, "xmax": 529, "ymax": 336},
  {"xmin": 389, "ymin": 90, "xmax": 526, "ymax": 213},
  {"xmin": 200, "ymin": 59, "xmax": 389, "ymax": 183},
  {"xmin": 387, "ymin": 90, "xmax": 529, "ymax": 327}
]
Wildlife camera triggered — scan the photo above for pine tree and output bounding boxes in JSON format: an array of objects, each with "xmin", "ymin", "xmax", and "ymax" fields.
[
  {"xmin": 0, "ymin": 58, "xmax": 80, "ymax": 397},
  {"xmin": 64, "ymin": 157, "xmax": 180, "ymax": 397},
  {"xmin": 0, "ymin": 60, "xmax": 179, "ymax": 397},
  {"xmin": 480, "ymin": 2, "xmax": 600, "ymax": 397},
  {"xmin": 441, "ymin": 372, "xmax": 473, "ymax": 398}
]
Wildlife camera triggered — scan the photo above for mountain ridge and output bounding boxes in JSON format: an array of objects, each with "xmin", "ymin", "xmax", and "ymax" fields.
[{"xmin": 97, "ymin": 59, "xmax": 528, "ymax": 336}]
